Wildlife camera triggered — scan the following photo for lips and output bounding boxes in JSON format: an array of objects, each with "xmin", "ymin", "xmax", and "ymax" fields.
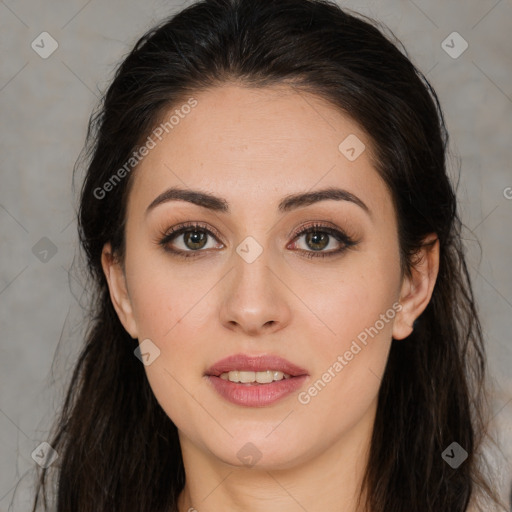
[
  {"xmin": 204, "ymin": 353, "xmax": 309, "ymax": 407},
  {"xmin": 205, "ymin": 353, "xmax": 308, "ymax": 377}
]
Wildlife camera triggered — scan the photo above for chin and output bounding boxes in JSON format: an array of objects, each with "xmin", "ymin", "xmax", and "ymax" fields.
[{"xmin": 206, "ymin": 430, "xmax": 309, "ymax": 471}]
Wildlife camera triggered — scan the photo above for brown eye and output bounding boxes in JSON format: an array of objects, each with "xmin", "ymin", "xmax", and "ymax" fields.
[
  {"xmin": 289, "ymin": 223, "xmax": 359, "ymax": 259},
  {"xmin": 158, "ymin": 222, "xmax": 224, "ymax": 258},
  {"xmin": 182, "ymin": 230, "xmax": 208, "ymax": 250},
  {"xmin": 303, "ymin": 231, "xmax": 330, "ymax": 251}
]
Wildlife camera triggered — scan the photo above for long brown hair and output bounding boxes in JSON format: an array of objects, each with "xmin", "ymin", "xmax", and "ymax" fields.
[{"xmin": 31, "ymin": 0, "xmax": 507, "ymax": 510}]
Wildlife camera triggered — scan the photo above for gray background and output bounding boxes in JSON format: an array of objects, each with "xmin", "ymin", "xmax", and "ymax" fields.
[{"xmin": 1, "ymin": 0, "xmax": 511, "ymax": 510}]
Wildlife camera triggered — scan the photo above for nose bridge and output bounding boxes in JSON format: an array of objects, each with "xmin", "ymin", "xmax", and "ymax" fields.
[
  {"xmin": 232, "ymin": 235, "xmax": 277, "ymax": 303},
  {"xmin": 219, "ymin": 233, "xmax": 290, "ymax": 333},
  {"xmin": 231, "ymin": 211, "xmax": 278, "ymax": 288}
]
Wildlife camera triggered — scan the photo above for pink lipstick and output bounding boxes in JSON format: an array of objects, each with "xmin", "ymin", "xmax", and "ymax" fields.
[{"xmin": 204, "ymin": 353, "xmax": 309, "ymax": 407}]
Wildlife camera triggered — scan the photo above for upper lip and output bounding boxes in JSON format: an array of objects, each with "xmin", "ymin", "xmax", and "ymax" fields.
[{"xmin": 205, "ymin": 353, "xmax": 308, "ymax": 377}]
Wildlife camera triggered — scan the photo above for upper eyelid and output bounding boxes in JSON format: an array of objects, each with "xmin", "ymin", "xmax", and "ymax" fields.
[{"xmin": 163, "ymin": 221, "xmax": 223, "ymax": 241}]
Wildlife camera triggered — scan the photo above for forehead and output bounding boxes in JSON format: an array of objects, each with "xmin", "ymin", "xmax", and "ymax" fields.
[{"xmin": 127, "ymin": 84, "xmax": 391, "ymax": 220}]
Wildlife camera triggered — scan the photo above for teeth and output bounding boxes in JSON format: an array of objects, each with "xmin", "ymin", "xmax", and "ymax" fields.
[{"xmin": 219, "ymin": 370, "xmax": 292, "ymax": 383}]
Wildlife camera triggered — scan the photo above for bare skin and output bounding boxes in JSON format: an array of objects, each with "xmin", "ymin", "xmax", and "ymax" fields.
[{"xmin": 101, "ymin": 84, "xmax": 439, "ymax": 512}]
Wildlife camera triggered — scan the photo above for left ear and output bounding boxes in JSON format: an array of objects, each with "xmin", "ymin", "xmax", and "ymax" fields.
[{"xmin": 392, "ymin": 233, "xmax": 440, "ymax": 340}]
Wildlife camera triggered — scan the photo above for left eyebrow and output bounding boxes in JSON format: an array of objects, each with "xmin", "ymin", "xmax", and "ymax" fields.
[{"xmin": 145, "ymin": 185, "xmax": 372, "ymax": 219}]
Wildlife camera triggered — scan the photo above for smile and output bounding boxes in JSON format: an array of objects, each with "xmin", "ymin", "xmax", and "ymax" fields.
[
  {"xmin": 205, "ymin": 353, "xmax": 309, "ymax": 407},
  {"xmin": 219, "ymin": 370, "xmax": 292, "ymax": 383}
]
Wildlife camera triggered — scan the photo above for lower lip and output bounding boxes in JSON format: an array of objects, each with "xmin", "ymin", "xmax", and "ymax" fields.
[{"xmin": 206, "ymin": 375, "xmax": 308, "ymax": 407}]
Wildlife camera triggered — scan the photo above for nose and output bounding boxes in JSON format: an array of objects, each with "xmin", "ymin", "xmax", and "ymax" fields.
[{"xmin": 219, "ymin": 247, "xmax": 292, "ymax": 337}]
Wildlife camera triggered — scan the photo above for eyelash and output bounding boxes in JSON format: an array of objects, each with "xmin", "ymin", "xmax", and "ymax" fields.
[{"xmin": 157, "ymin": 221, "xmax": 359, "ymax": 259}]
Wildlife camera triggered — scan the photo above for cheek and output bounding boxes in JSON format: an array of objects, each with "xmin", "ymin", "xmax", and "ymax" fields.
[
  {"xmin": 127, "ymin": 270, "xmax": 215, "ymax": 434},
  {"xmin": 294, "ymin": 247, "xmax": 401, "ymax": 348},
  {"xmin": 124, "ymin": 253, "xmax": 220, "ymax": 410},
  {"xmin": 125, "ymin": 247, "xmax": 210, "ymax": 338},
  {"xmin": 294, "ymin": 252, "xmax": 400, "ymax": 413},
  {"xmin": 294, "ymin": 294, "xmax": 395, "ymax": 442}
]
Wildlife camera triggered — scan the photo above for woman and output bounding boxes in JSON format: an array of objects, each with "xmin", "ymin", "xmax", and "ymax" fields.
[{"xmin": 31, "ymin": 0, "xmax": 508, "ymax": 510}]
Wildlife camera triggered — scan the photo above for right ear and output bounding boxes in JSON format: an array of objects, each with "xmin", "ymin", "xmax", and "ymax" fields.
[{"xmin": 101, "ymin": 243, "xmax": 138, "ymax": 339}]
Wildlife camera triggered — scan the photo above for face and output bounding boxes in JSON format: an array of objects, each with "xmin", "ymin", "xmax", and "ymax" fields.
[{"xmin": 102, "ymin": 84, "xmax": 438, "ymax": 470}]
